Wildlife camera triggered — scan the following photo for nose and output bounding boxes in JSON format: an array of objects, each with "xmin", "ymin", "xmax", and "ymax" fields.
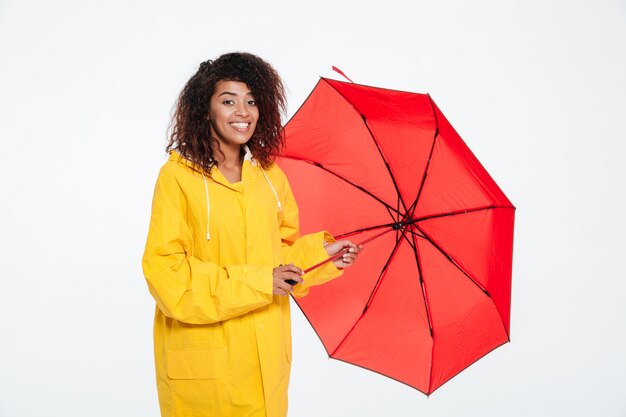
[{"xmin": 235, "ymin": 102, "xmax": 249, "ymax": 117}]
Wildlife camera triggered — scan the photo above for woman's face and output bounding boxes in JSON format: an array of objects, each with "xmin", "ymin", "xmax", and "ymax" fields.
[{"xmin": 208, "ymin": 80, "xmax": 259, "ymax": 149}]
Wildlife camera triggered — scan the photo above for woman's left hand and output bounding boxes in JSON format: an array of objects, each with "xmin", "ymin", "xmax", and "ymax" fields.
[{"xmin": 324, "ymin": 240, "xmax": 363, "ymax": 269}]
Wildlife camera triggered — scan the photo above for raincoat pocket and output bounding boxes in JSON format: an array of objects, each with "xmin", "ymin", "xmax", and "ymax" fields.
[{"xmin": 166, "ymin": 348, "xmax": 228, "ymax": 380}]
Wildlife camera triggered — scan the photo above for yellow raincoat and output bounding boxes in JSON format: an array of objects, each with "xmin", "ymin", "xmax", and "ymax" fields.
[{"xmin": 142, "ymin": 150, "xmax": 342, "ymax": 417}]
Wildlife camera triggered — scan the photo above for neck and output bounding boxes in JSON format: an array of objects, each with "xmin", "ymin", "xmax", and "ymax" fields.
[{"xmin": 214, "ymin": 141, "xmax": 243, "ymax": 168}]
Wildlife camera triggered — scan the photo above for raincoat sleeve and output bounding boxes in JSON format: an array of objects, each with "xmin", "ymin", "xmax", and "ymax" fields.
[
  {"xmin": 278, "ymin": 176, "xmax": 343, "ymax": 298},
  {"xmin": 142, "ymin": 166, "xmax": 273, "ymax": 325}
]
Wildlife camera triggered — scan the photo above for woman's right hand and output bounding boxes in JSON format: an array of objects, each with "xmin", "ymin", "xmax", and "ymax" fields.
[{"xmin": 272, "ymin": 263, "xmax": 303, "ymax": 296}]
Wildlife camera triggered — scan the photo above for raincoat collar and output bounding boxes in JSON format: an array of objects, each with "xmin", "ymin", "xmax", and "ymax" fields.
[
  {"xmin": 169, "ymin": 145, "xmax": 256, "ymax": 175},
  {"xmin": 169, "ymin": 146, "xmax": 280, "ymax": 241}
]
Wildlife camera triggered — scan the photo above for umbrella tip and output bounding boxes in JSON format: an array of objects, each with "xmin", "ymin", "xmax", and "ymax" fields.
[{"xmin": 332, "ymin": 66, "xmax": 354, "ymax": 83}]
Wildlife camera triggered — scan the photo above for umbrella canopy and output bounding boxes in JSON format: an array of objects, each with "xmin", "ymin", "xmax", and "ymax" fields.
[{"xmin": 277, "ymin": 78, "xmax": 515, "ymax": 395}]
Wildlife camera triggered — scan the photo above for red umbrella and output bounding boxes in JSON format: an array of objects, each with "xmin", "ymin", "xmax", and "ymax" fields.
[{"xmin": 277, "ymin": 77, "xmax": 515, "ymax": 395}]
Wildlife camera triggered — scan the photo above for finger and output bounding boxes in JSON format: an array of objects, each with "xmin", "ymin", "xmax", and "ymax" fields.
[
  {"xmin": 282, "ymin": 263, "xmax": 304, "ymax": 275},
  {"xmin": 343, "ymin": 241, "xmax": 359, "ymax": 253},
  {"xmin": 278, "ymin": 269, "xmax": 304, "ymax": 282},
  {"xmin": 345, "ymin": 245, "xmax": 363, "ymax": 257},
  {"xmin": 342, "ymin": 253, "xmax": 358, "ymax": 265},
  {"xmin": 276, "ymin": 280, "xmax": 293, "ymax": 293},
  {"xmin": 341, "ymin": 240, "xmax": 356, "ymax": 249},
  {"xmin": 325, "ymin": 241, "xmax": 347, "ymax": 257},
  {"xmin": 343, "ymin": 251, "xmax": 358, "ymax": 260},
  {"xmin": 340, "ymin": 243, "xmax": 354, "ymax": 255},
  {"xmin": 283, "ymin": 273, "xmax": 303, "ymax": 285},
  {"xmin": 273, "ymin": 280, "xmax": 289, "ymax": 295}
]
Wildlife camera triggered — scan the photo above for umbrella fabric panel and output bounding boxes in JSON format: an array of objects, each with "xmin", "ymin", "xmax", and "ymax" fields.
[
  {"xmin": 323, "ymin": 78, "xmax": 435, "ymax": 125},
  {"xmin": 331, "ymin": 236, "xmax": 433, "ymax": 393},
  {"xmin": 413, "ymin": 101, "xmax": 513, "ymax": 219},
  {"xmin": 296, "ymin": 229, "xmax": 400, "ymax": 354},
  {"xmin": 415, "ymin": 237, "xmax": 509, "ymax": 393},
  {"xmin": 362, "ymin": 117, "xmax": 436, "ymax": 212},
  {"xmin": 275, "ymin": 157, "xmax": 393, "ymax": 237},
  {"xmin": 418, "ymin": 208, "xmax": 515, "ymax": 335},
  {"xmin": 323, "ymin": 79, "xmax": 438, "ymax": 208},
  {"xmin": 284, "ymin": 80, "xmax": 399, "ymax": 208}
]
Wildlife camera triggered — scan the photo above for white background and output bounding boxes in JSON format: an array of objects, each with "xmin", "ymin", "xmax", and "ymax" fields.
[{"xmin": 1, "ymin": 1, "xmax": 625, "ymax": 416}]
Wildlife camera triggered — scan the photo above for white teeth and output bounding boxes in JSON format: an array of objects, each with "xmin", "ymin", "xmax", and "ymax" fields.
[{"xmin": 230, "ymin": 122, "xmax": 249, "ymax": 128}]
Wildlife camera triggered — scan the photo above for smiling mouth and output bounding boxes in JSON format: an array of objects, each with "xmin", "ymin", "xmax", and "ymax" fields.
[{"xmin": 230, "ymin": 122, "xmax": 251, "ymax": 129}]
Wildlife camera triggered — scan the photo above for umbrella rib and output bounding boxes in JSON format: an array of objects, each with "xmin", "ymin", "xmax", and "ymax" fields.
[
  {"xmin": 334, "ymin": 207, "xmax": 411, "ymax": 240},
  {"xmin": 407, "ymin": 226, "xmax": 510, "ymax": 393},
  {"xmin": 411, "ymin": 96, "xmax": 439, "ymax": 212},
  {"xmin": 403, "ymin": 227, "xmax": 438, "ymax": 393},
  {"xmin": 414, "ymin": 205, "xmax": 516, "ymax": 223},
  {"xmin": 328, "ymin": 227, "xmax": 408, "ymax": 358},
  {"xmin": 414, "ymin": 224, "xmax": 489, "ymax": 295},
  {"xmin": 404, "ymin": 228, "xmax": 426, "ymax": 239},
  {"xmin": 416, "ymin": 223, "xmax": 511, "ymax": 342},
  {"xmin": 361, "ymin": 117, "xmax": 409, "ymax": 213},
  {"xmin": 402, "ymin": 231, "xmax": 434, "ymax": 338},
  {"xmin": 280, "ymin": 156, "xmax": 403, "ymax": 217},
  {"xmin": 322, "ymin": 78, "xmax": 409, "ymax": 214},
  {"xmin": 367, "ymin": 226, "xmax": 406, "ymax": 302},
  {"xmin": 334, "ymin": 220, "xmax": 401, "ymax": 240}
]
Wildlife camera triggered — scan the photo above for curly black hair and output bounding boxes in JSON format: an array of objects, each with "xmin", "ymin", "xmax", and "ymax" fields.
[{"xmin": 166, "ymin": 52, "xmax": 286, "ymax": 171}]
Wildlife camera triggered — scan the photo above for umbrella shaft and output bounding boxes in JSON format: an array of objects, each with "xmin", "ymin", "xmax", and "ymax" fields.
[{"xmin": 302, "ymin": 227, "xmax": 395, "ymax": 274}]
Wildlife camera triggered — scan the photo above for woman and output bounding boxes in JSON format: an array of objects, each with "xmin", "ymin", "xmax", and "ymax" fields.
[{"xmin": 142, "ymin": 52, "xmax": 361, "ymax": 417}]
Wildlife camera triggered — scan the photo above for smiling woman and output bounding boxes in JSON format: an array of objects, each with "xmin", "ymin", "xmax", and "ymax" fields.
[
  {"xmin": 141, "ymin": 52, "xmax": 362, "ymax": 417},
  {"xmin": 166, "ymin": 53, "xmax": 286, "ymax": 175}
]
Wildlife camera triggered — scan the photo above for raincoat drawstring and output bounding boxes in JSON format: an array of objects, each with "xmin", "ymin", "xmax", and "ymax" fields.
[
  {"xmin": 202, "ymin": 173, "xmax": 211, "ymax": 240},
  {"xmin": 201, "ymin": 150, "xmax": 281, "ymax": 241},
  {"xmin": 260, "ymin": 167, "xmax": 282, "ymax": 211},
  {"xmin": 244, "ymin": 145, "xmax": 282, "ymax": 210}
]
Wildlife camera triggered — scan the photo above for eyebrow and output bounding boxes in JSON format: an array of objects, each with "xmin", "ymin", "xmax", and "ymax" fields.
[{"xmin": 218, "ymin": 91, "xmax": 253, "ymax": 97}]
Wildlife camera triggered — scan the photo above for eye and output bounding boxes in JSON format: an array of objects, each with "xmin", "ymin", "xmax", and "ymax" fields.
[
  {"xmin": 247, "ymin": 99, "xmax": 256, "ymax": 106},
  {"xmin": 222, "ymin": 99, "xmax": 235, "ymax": 105}
]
